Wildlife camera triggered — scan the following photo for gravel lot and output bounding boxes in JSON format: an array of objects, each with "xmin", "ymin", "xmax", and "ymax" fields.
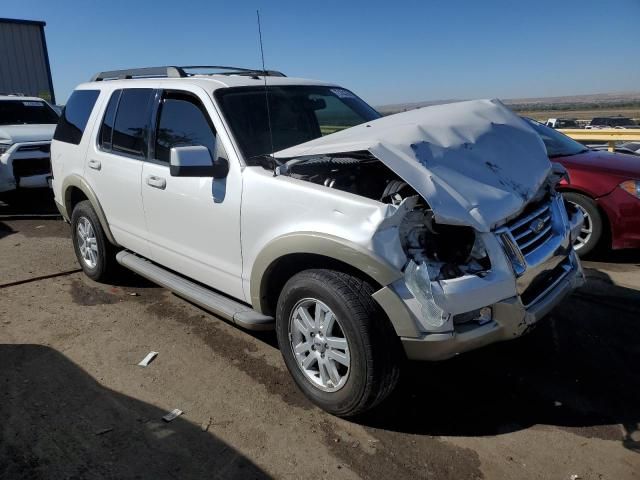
[{"xmin": 1, "ymin": 189, "xmax": 639, "ymax": 479}]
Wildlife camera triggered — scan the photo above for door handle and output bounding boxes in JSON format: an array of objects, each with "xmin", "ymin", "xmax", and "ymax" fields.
[
  {"xmin": 146, "ymin": 175, "xmax": 166, "ymax": 190},
  {"xmin": 88, "ymin": 159, "xmax": 101, "ymax": 170}
]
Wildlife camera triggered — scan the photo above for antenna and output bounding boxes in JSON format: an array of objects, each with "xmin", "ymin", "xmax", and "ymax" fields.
[{"xmin": 257, "ymin": 10, "xmax": 276, "ymax": 161}]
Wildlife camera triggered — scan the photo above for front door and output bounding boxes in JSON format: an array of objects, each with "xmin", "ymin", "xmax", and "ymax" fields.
[{"xmin": 140, "ymin": 88, "xmax": 244, "ymax": 300}]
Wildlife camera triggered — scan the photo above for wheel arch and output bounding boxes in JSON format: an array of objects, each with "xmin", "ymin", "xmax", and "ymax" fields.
[
  {"xmin": 250, "ymin": 232, "xmax": 403, "ymax": 317},
  {"xmin": 62, "ymin": 174, "xmax": 119, "ymax": 246},
  {"xmin": 559, "ymin": 187, "xmax": 612, "ymax": 249}
]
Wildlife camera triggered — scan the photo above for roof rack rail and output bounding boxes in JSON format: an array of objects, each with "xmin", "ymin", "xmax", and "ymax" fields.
[{"xmin": 90, "ymin": 65, "xmax": 286, "ymax": 82}]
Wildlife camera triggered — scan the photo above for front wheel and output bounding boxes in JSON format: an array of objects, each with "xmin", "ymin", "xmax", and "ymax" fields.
[{"xmin": 276, "ymin": 269, "xmax": 401, "ymax": 417}]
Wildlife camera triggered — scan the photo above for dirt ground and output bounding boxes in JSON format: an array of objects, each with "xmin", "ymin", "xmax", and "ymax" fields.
[{"xmin": 1, "ymin": 189, "xmax": 639, "ymax": 480}]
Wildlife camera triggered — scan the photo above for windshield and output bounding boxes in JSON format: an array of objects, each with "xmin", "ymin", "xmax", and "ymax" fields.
[
  {"xmin": 0, "ymin": 100, "xmax": 59, "ymax": 125},
  {"xmin": 215, "ymin": 85, "xmax": 381, "ymax": 162},
  {"xmin": 525, "ymin": 118, "xmax": 587, "ymax": 157}
]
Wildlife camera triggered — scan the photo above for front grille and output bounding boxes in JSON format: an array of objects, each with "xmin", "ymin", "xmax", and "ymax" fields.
[
  {"xmin": 17, "ymin": 144, "xmax": 50, "ymax": 153},
  {"xmin": 12, "ymin": 157, "xmax": 51, "ymax": 177},
  {"xmin": 505, "ymin": 201, "xmax": 554, "ymax": 257}
]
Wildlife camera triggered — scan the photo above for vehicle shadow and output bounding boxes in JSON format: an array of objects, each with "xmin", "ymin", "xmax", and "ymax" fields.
[
  {"xmin": 357, "ymin": 268, "xmax": 640, "ymax": 452},
  {"xmin": 0, "ymin": 344, "xmax": 271, "ymax": 479},
  {"xmin": 0, "ymin": 188, "xmax": 60, "ymax": 217},
  {"xmin": 582, "ymin": 247, "xmax": 640, "ymax": 265},
  {"xmin": 0, "ymin": 221, "xmax": 16, "ymax": 240}
]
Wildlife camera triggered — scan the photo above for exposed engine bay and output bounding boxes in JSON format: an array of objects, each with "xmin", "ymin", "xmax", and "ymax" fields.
[
  {"xmin": 279, "ymin": 152, "xmax": 415, "ymax": 205},
  {"xmin": 278, "ymin": 152, "xmax": 492, "ymax": 281}
]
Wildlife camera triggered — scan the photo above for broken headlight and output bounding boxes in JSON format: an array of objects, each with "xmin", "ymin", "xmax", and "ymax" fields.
[
  {"xmin": 404, "ymin": 260, "xmax": 450, "ymax": 329},
  {"xmin": 400, "ymin": 206, "xmax": 491, "ymax": 280}
]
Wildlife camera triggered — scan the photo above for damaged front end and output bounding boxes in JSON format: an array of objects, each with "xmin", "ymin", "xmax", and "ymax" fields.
[{"xmin": 274, "ymin": 99, "xmax": 585, "ymax": 359}]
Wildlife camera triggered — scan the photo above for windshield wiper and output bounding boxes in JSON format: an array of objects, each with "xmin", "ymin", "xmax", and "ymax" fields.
[{"xmin": 244, "ymin": 153, "xmax": 277, "ymax": 170}]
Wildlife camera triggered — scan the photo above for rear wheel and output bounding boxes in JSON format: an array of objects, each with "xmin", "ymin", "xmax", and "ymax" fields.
[
  {"xmin": 563, "ymin": 192, "xmax": 603, "ymax": 257},
  {"xmin": 71, "ymin": 200, "xmax": 118, "ymax": 281},
  {"xmin": 276, "ymin": 269, "xmax": 401, "ymax": 417}
]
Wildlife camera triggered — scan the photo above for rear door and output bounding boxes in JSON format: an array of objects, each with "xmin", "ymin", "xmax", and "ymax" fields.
[
  {"xmin": 140, "ymin": 87, "xmax": 244, "ymax": 300},
  {"xmin": 84, "ymin": 88, "xmax": 154, "ymax": 257}
]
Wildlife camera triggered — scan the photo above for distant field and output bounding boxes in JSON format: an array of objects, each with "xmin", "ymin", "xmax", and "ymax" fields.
[{"xmin": 517, "ymin": 107, "xmax": 640, "ymax": 122}]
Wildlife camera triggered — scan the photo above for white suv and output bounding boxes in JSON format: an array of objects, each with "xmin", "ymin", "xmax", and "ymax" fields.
[
  {"xmin": 0, "ymin": 95, "xmax": 59, "ymax": 193},
  {"xmin": 51, "ymin": 66, "xmax": 585, "ymax": 416}
]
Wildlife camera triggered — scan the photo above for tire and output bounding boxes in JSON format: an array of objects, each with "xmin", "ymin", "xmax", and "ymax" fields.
[
  {"xmin": 71, "ymin": 200, "xmax": 118, "ymax": 281},
  {"xmin": 276, "ymin": 269, "xmax": 401, "ymax": 417},
  {"xmin": 562, "ymin": 192, "xmax": 603, "ymax": 257}
]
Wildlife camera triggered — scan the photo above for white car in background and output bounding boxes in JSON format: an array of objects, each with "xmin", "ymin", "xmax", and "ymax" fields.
[{"xmin": 0, "ymin": 95, "xmax": 59, "ymax": 193}]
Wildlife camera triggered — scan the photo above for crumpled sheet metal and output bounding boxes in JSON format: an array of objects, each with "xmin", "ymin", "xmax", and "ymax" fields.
[{"xmin": 276, "ymin": 99, "xmax": 551, "ymax": 232}]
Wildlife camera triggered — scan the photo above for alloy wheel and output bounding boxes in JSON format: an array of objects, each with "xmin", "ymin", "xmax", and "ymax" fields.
[
  {"xmin": 569, "ymin": 201, "xmax": 592, "ymax": 251},
  {"xmin": 77, "ymin": 216, "xmax": 98, "ymax": 269},
  {"xmin": 289, "ymin": 298, "xmax": 350, "ymax": 392}
]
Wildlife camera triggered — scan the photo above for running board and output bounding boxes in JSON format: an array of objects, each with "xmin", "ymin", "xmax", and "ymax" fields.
[{"xmin": 116, "ymin": 251, "xmax": 274, "ymax": 331}]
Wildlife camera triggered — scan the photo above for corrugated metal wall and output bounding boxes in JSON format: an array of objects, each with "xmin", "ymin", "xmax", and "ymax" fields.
[{"xmin": 0, "ymin": 20, "xmax": 55, "ymax": 103}]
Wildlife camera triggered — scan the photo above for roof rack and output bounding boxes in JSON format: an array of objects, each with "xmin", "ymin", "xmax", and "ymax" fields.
[{"xmin": 90, "ymin": 65, "xmax": 286, "ymax": 82}]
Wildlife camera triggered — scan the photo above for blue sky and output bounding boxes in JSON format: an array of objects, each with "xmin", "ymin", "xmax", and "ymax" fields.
[{"xmin": 4, "ymin": 0, "xmax": 640, "ymax": 105}]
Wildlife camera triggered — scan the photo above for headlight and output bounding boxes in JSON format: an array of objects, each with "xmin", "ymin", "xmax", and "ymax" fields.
[
  {"xmin": 619, "ymin": 180, "xmax": 640, "ymax": 199},
  {"xmin": 404, "ymin": 260, "xmax": 450, "ymax": 329},
  {"xmin": 0, "ymin": 143, "xmax": 12, "ymax": 155}
]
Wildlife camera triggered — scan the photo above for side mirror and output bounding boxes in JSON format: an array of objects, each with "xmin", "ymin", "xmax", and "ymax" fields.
[{"xmin": 169, "ymin": 146, "xmax": 229, "ymax": 179}]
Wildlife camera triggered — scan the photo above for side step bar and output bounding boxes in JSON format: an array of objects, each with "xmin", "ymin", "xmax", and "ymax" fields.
[{"xmin": 116, "ymin": 251, "xmax": 274, "ymax": 331}]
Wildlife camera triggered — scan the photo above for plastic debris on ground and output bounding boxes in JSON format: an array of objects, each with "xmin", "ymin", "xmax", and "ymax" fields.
[
  {"xmin": 137, "ymin": 351, "xmax": 158, "ymax": 367},
  {"xmin": 162, "ymin": 408, "xmax": 183, "ymax": 422}
]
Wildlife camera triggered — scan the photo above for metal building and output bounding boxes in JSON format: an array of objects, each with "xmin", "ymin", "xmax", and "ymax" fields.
[{"xmin": 0, "ymin": 18, "xmax": 55, "ymax": 103}]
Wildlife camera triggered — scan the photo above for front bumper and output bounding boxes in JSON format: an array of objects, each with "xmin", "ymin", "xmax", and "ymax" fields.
[
  {"xmin": 0, "ymin": 141, "xmax": 52, "ymax": 192},
  {"xmin": 597, "ymin": 186, "xmax": 640, "ymax": 250},
  {"xmin": 372, "ymin": 193, "xmax": 586, "ymax": 361},
  {"xmin": 401, "ymin": 250, "xmax": 584, "ymax": 360}
]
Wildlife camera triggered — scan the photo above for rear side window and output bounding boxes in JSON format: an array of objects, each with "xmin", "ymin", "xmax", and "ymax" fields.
[
  {"xmin": 154, "ymin": 92, "xmax": 216, "ymax": 163},
  {"xmin": 98, "ymin": 90, "xmax": 121, "ymax": 151},
  {"xmin": 111, "ymin": 89, "xmax": 153, "ymax": 158},
  {"xmin": 53, "ymin": 90, "xmax": 100, "ymax": 145}
]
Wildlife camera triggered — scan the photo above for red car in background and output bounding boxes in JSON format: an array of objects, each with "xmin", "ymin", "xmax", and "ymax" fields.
[{"xmin": 526, "ymin": 119, "xmax": 640, "ymax": 256}]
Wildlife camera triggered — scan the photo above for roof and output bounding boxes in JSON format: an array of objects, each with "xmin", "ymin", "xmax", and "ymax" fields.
[
  {"xmin": 75, "ymin": 74, "xmax": 337, "ymax": 92},
  {"xmin": 0, "ymin": 17, "xmax": 46, "ymax": 27}
]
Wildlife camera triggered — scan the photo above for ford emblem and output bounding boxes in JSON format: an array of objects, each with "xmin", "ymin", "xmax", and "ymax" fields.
[{"xmin": 530, "ymin": 218, "xmax": 545, "ymax": 234}]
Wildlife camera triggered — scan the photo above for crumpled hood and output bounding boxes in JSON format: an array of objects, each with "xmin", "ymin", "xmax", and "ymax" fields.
[
  {"xmin": 276, "ymin": 99, "xmax": 552, "ymax": 232},
  {"xmin": 0, "ymin": 124, "xmax": 56, "ymax": 144}
]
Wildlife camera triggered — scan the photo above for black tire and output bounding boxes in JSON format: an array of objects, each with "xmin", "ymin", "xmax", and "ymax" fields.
[
  {"xmin": 71, "ymin": 200, "xmax": 118, "ymax": 281},
  {"xmin": 562, "ymin": 192, "xmax": 604, "ymax": 257},
  {"xmin": 276, "ymin": 269, "xmax": 401, "ymax": 417}
]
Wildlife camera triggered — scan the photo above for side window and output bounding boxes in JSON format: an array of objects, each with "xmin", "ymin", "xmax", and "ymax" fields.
[
  {"xmin": 98, "ymin": 90, "xmax": 121, "ymax": 151},
  {"xmin": 154, "ymin": 92, "xmax": 216, "ymax": 163},
  {"xmin": 53, "ymin": 89, "xmax": 100, "ymax": 145},
  {"xmin": 111, "ymin": 88, "xmax": 154, "ymax": 158}
]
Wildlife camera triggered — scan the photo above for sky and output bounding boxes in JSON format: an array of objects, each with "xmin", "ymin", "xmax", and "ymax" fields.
[{"xmin": 3, "ymin": 0, "xmax": 640, "ymax": 105}]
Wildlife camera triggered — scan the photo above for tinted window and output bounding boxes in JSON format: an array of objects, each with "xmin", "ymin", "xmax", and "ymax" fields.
[
  {"xmin": 98, "ymin": 90, "xmax": 121, "ymax": 151},
  {"xmin": 112, "ymin": 89, "xmax": 153, "ymax": 157},
  {"xmin": 154, "ymin": 92, "xmax": 216, "ymax": 163},
  {"xmin": 0, "ymin": 100, "xmax": 59, "ymax": 126},
  {"xmin": 53, "ymin": 90, "xmax": 100, "ymax": 145}
]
